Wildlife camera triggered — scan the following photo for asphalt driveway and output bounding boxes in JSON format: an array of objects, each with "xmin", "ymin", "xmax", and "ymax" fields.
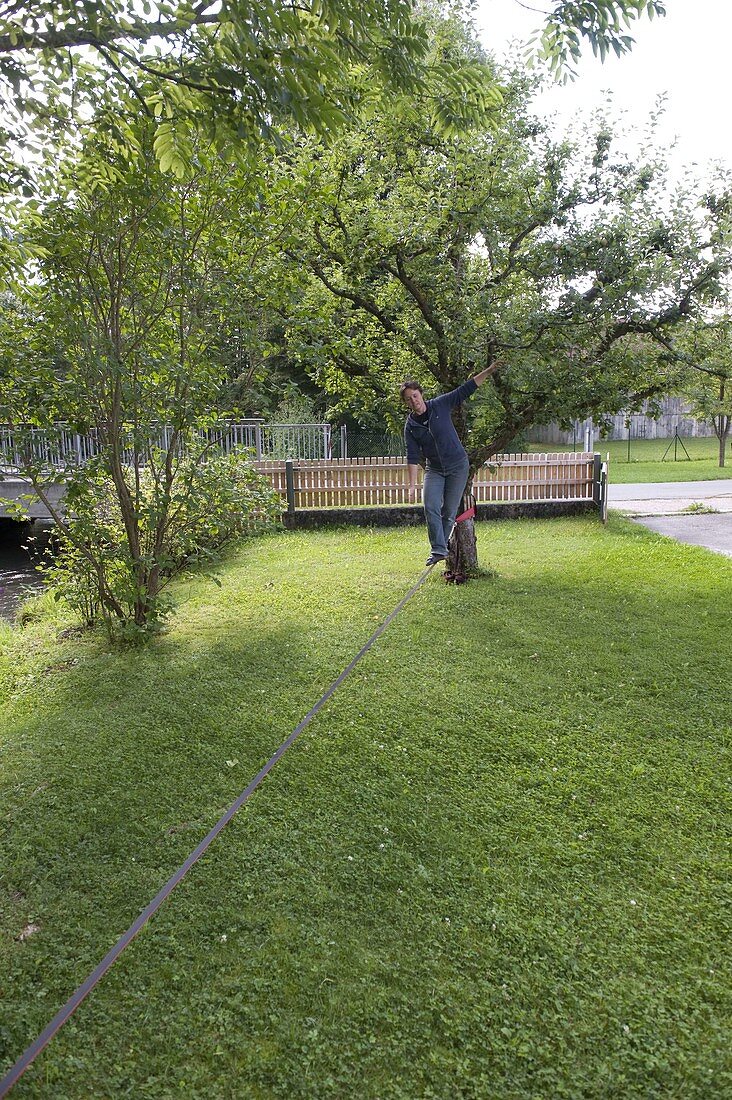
[
  {"xmin": 631, "ymin": 513, "xmax": 732, "ymax": 558},
  {"xmin": 607, "ymin": 480, "xmax": 732, "ymax": 558}
]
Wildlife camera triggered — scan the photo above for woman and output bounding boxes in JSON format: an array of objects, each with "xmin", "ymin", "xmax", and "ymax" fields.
[{"xmin": 402, "ymin": 365, "xmax": 499, "ymax": 566}]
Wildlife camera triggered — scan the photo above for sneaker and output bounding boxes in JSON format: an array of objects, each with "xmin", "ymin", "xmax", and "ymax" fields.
[{"xmin": 425, "ymin": 552, "xmax": 447, "ymax": 566}]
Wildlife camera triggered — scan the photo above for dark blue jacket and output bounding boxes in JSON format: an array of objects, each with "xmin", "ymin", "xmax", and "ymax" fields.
[{"xmin": 404, "ymin": 378, "xmax": 477, "ymax": 473}]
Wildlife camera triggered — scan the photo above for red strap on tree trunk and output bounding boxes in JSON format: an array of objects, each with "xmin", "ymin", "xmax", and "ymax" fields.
[{"xmin": 455, "ymin": 505, "xmax": 476, "ymax": 523}]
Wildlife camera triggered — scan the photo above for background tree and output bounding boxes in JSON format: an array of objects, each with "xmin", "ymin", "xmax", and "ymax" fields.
[{"xmin": 673, "ymin": 317, "xmax": 732, "ymax": 468}]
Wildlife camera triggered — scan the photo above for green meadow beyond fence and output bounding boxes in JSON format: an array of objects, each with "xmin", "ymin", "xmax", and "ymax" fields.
[{"xmin": 254, "ymin": 453, "xmax": 601, "ymax": 512}]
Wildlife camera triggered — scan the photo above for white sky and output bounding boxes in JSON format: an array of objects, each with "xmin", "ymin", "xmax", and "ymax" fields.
[{"xmin": 472, "ymin": 0, "xmax": 732, "ymax": 179}]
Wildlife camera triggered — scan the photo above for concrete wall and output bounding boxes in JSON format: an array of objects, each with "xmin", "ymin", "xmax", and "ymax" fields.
[
  {"xmin": 0, "ymin": 479, "xmax": 66, "ymax": 519},
  {"xmin": 283, "ymin": 501, "xmax": 597, "ymax": 529}
]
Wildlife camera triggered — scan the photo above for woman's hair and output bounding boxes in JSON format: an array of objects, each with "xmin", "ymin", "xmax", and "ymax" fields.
[{"xmin": 399, "ymin": 380, "xmax": 423, "ymax": 402}]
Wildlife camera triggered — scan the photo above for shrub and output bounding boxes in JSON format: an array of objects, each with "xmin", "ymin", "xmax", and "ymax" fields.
[{"xmin": 43, "ymin": 446, "xmax": 281, "ymax": 636}]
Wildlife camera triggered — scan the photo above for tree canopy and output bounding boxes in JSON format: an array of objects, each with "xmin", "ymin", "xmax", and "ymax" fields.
[
  {"xmin": 0, "ymin": 0, "xmax": 492, "ymax": 187},
  {"xmin": 0, "ymin": 0, "xmax": 666, "ymax": 187},
  {"xmin": 272, "ymin": 68, "xmax": 730, "ymax": 468}
]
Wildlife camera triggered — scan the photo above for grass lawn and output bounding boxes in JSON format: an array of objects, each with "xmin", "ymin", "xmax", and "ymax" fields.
[
  {"xmin": 1, "ymin": 519, "xmax": 730, "ymax": 1098},
  {"xmin": 529, "ymin": 436, "xmax": 732, "ymax": 483}
]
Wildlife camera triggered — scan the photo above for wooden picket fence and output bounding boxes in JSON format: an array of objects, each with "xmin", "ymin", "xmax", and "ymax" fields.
[{"xmin": 254, "ymin": 453, "xmax": 598, "ymax": 511}]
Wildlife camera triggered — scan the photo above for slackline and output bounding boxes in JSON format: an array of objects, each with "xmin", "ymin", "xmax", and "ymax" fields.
[{"xmin": 0, "ymin": 563, "xmax": 436, "ymax": 1097}]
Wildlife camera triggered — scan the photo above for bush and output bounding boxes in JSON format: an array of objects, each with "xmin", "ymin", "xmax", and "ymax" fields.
[{"xmin": 43, "ymin": 447, "xmax": 282, "ymax": 635}]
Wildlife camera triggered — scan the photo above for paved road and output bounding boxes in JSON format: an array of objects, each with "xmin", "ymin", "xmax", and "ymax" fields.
[{"xmin": 607, "ymin": 480, "xmax": 732, "ymax": 558}]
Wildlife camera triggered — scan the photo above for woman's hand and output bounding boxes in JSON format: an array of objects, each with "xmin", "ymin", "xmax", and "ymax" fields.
[
  {"xmin": 407, "ymin": 464, "xmax": 420, "ymax": 504},
  {"xmin": 473, "ymin": 361, "xmax": 505, "ymax": 387}
]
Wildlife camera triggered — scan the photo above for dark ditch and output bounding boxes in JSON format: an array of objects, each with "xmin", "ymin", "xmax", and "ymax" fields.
[{"xmin": 0, "ymin": 519, "xmax": 53, "ymax": 620}]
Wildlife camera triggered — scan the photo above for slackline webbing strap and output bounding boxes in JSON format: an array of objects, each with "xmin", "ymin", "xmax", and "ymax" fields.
[
  {"xmin": 455, "ymin": 505, "xmax": 475, "ymax": 523},
  {"xmin": 0, "ymin": 564, "xmax": 436, "ymax": 1097}
]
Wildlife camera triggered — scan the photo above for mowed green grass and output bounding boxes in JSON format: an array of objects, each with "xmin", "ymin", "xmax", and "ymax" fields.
[
  {"xmin": 529, "ymin": 436, "xmax": 732, "ymax": 483},
  {"xmin": 1, "ymin": 519, "xmax": 730, "ymax": 1098}
]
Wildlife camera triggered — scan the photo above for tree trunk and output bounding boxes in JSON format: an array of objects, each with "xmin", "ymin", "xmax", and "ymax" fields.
[
  {"xmin": 717, "ymin": 381, "xmax": 728, "ymax": 468},
  {"xmin": 445, "ymin": 485, "xmax": 478, "ymax": 582}
]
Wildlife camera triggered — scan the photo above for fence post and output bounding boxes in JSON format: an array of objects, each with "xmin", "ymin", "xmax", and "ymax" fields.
[
  {"xmin": 340, "ymin": 424, "xmax": 348, "ymax": 459},
  {"xmin": 285, "ymin": 459, "xmax": 296, "ymax": 516},
  {"xmin": 592, "ymin": 453, "xmax": 602, "ymax": 509},
  {"xmin": 584, "ymin": 418, "xmax": 594, "ymax": 452},
  {"xmin": 254, "ymin": 424, "xmax": 263, "ymax": 461}
]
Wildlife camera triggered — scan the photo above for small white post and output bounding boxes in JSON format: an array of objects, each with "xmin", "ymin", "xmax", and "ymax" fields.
[{"xmin": 584, "ymin": 418, "xmax": 594, "ymax": 452}]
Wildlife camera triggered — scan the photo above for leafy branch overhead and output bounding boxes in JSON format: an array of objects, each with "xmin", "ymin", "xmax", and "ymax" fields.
[
  {"xmin": 0, "ymin": 0, "xmax": 494, "ymax": 179},
  {"xmin": 0, "ymin": 1, "xmax": 666, "ymax": 180},
  {"xmin": 534, "ymin": 0, "xmax": 666, "ymax": 79}
]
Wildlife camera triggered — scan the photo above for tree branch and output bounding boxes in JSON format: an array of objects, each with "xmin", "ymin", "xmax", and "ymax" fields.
[
  {"xmin": 382, "ymin": 253, "xmax": 450, "ymax": 379},
  {"xmin": 0, "ymin": 11, "xmax": 219, "ymax": 55},
  {"xmin": 291, "ymin": 246, "xmax": 437, "ymax": 371}
]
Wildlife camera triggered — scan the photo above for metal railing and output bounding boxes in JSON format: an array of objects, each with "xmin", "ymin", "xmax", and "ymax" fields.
[{"xmin": 0, "ymin": 421, "xmax": 334, "ymax": 471}]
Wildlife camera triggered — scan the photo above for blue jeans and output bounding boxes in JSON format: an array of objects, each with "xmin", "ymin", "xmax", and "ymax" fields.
[{"xmin": 423, "ymin": 458, "xmax": 469, "ymax": 557}]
